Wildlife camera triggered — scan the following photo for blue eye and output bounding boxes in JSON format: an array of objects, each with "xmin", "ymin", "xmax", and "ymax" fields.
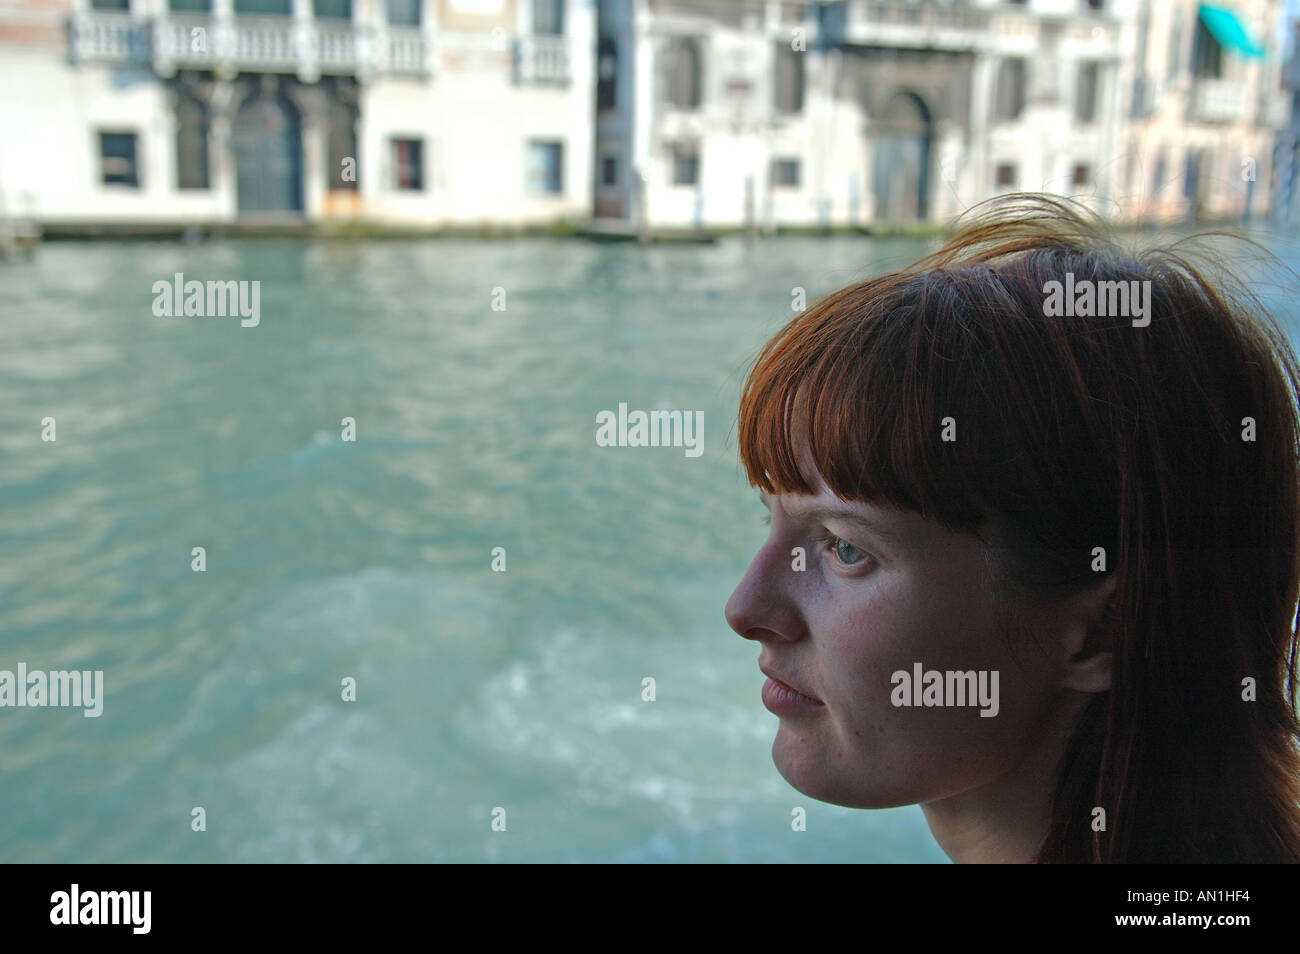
[{"xmin": 833, "ymin": 537, "xmax": 864, "ymax": 565}]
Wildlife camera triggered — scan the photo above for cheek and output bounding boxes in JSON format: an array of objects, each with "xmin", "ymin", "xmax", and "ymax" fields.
[
  {"xmin": 816, "ymin": 575, "xmax": 979, "ymax": 704},
  {"xmin": 817, "ymin": 575, "xmax": 1055, "ymax": 766}
]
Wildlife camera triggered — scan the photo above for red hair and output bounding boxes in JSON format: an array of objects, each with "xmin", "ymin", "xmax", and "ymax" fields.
[{"xmin": 737, "ymin": 193, "xmax": 1300, "ymax": 862}]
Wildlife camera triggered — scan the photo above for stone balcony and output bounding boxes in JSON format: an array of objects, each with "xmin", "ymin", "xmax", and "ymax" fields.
[
  {"xmin": 820, "ymin": 1, "xmax": 1120, "ymax": 54},
  {"xmin": 827, "ymin": 0, "xmax": 992, "ymax": 51},
  {"xmin": 70, "ymin": 11, "xmax": 432, "ymax": 81},
  {"xmin": 1189, "ymin": 77, "xmax": 1250, "ymax": 124},
  {"xmin": 514, "ymin": 34, "xmax": 569, "ymax": 84},
  {"xmin": 1259, "ymin": 92, "xmax": 1291, "ymax": 130}
]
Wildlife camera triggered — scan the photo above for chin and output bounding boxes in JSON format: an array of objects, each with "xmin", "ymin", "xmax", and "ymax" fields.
[{"xmin": 771, "ymin": 732, "xmax": 914, "ymax": 810}]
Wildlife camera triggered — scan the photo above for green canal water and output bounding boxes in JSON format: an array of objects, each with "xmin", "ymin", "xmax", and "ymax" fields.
[{"xmin": 2, "ymin": 227, "xmax": 1297, "ymax": 862}]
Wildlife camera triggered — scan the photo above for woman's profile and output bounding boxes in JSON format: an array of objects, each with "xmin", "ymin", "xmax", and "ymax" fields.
[{"xmin": 725, "ymin": 193, "xmax": 1300, "ymax": 863}]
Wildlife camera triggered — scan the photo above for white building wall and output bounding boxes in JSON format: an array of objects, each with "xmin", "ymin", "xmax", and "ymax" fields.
[
  {"xmin": 609, "ymin": 0, "xmax": 1142, "ymax": 230},
  {"xmin": 633, "ymin": 1, "xmax": 824, "ymax": 229},
  {"xmin": 2, "ymin": 0, "xmax": 1288, "ymax": 230},
  {"xmin": 0, "ymin": 0, "xmax": 595, "ymax": 227},
  {"xmin": 361, "ymin": 4, "xmax": 595, "ymax": 226},
  {"xmin": 0, "ymin": 52, "xmax": 229, "ymax": 223}
]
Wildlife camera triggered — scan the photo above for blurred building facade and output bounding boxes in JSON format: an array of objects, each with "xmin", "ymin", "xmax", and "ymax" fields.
[
  {"xmin": 0, "ymin": 0, "xmax": 1289, "ymax": 230},
  {"xmin": 596, "ymin": 0, "xmax": 1285, "ymax": 230},
  {"xmin": 1122, "ymin": 0, "xmax": 1285, "ymax": 223},
  {"xmin": 1272, "ymin": 18, "xmax": 1300, "ymax": 224},
  {"xmin": 596, "ymin": 0, "xmax": 1130, "ymax": 230},
  {"xmin": 0, "ymin": 0, "xmax": 594, "ymax": 227}
]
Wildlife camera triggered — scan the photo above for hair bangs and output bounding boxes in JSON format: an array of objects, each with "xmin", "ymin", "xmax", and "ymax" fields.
[{"xmin": 738, "ymin": 273, "xmax": 989, "ymax": 528}]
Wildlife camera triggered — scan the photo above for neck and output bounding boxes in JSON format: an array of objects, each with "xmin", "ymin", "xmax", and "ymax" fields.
[{"xmin": 921, "ymin": 692, "xmax": 1090, "ymax": 863}]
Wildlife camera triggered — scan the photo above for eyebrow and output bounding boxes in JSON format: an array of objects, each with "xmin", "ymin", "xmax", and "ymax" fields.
[{"xmin": 758, "ymin": 491, "xmax": 900, "ymax": 543}]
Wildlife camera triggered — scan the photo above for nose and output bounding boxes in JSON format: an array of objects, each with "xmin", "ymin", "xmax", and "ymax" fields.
[{"xmin": 725, "ymin": 538, "xmax": 805, "ymax": 644}]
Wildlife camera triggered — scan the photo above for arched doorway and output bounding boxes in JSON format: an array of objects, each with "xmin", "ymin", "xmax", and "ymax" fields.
[
  {"xmin": 174, "ymin": 91, "xmax": 210, "ymax": 190},
  {"xmin": 871, "ymin": 91, "xmax": 931, "ymax": 223},
  {"xmin": 232, "ymin": 88, "xmax": 302, "ymax": 214},
  {"xmin": 661, "ymin": 37, "xmax": 702, "ymax": 110}
]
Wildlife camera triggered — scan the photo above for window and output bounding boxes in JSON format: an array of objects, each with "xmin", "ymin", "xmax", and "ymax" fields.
[
  {"xmin": 1131, "ymin": 74, "xmax": 1155, "ymax": 118},
  {"xmin": 597, "ymin": 37, "xmax": 617, "ymax": 110},
  {"xmin": 995, "ymin": 162, "xmax": 1017, "ymax": 189},
  {"xmin": 169, "ymin": 0, "xmax": 212, "ymax": 11},
  {"xmin": 1151, "ymin": 147, "xmax": 1166, "ymax": 196},
  {"xmin": 1131, "ymin": 9, "xmax": 1151, "ymax": 118},
  {"xmin": 234, "ymin": 0, "xmax": 290, "ymax": 12},
  {"xmin": 1072, "ymin": 162, "xmax": 1091, "ymax": 187},
  {"xmin": 532, "ymin": 0, "xmax": 563, "ymax": 36},
  {"xmin": 1033, "ymin": 51, "xmax": 1060, "ymax": 105},
  {"xmin": 391, "ymin": 138, "xmax": 423, "ymax": 190},
  {"xmin": 99, "ymin": 132, "xmax": 139, "ymax": 187},
  {"xmin": 817, "ymin": 1, "xmax": 845, "ymax": 36},
  {"xmin": 771, "ymin": 158, "xmax": 800, "ymax": 187},
  {"xmin": 1191, "ymin": 19, "xmax": 1223, "ymax": 79},
  {"xmin": 1083, "ymin": 0, "xmax": 1104, "ymax": 9},
  {"xmin": 1168, "ymin": 10, "xmax": 1184, "ymax": 80},
  {"xmin": 1183, "ymin": 148, "xmax": 1200, "ymax": 200},
  {"xmin": 91, "ymin": 0, "xmax": 129, "ymax": 9},
  {"xmin": 671, "ymin": 143, "xmax": 699, "ymax": 186},
  {"xmin": 774, "ymin": 42, "xmax": 804, "ymax": 114},
  {"xmin": 994, "ymin": 59, "xmax": 1026, "ymax": 122},
  {"xmin": 1075, "ymin": 61, "xmax": 1099, "ymax": 123},
  {"xmin": 175, "ymin": 96, "xmax": 210, "ymax": 190},
  {"xmin": 601, "ymin": 155, "xmax": 617, "ymax": 187},
  {"xmin": 386, "ymin": 0, "xmax": 419, "ymax": 27},
  {"xmin": 314, "ymin": 0, "xmax": 351, "ymax": 17},
  {"xmin": 527, "ymin": 140, "xmax": 563, "ymax": 195},
  {"xmin": 663, "ymin": 38, "xmax": 702, "ymax": 110},
  {"xmin": 328, "ymin": 101, "xmax": 358, "ymax": 191}
]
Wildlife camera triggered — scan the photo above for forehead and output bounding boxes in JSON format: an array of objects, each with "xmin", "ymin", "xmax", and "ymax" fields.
[
  {"xmin": 760, "ymin": 484, "xmax": 889, "ymax": 526},
  {"xmin": 759, "ymin": 467, "xmax": 897, "ymax": 538},
  {"xmin": 760, "ymin": 442, "xmax": 972, "ymax": 550},
  {"xmin": 789, "ymin": 413, "xmax": 830, "ymax": 495}
]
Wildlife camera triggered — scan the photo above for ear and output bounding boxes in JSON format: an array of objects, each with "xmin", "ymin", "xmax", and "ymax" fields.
[{"xmin": 1059, "ymin": 573, "xmax": 1117, "ymax": 694}]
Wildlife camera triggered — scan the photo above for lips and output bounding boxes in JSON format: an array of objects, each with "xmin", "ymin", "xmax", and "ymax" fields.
[{"xmin": 759, "ymin": 664, "xmax": 822, "ymax": 704}]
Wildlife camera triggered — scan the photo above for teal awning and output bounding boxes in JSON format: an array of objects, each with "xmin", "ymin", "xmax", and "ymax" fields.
[{"xmin": 1198, "ymin": 4, "xmax": 1266, "ymax": 58}]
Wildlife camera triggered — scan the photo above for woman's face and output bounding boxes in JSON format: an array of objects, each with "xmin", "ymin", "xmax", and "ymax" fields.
[{"xmin": 724, "ymin": 460, "xmax": 1072, "ymax": 811}]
